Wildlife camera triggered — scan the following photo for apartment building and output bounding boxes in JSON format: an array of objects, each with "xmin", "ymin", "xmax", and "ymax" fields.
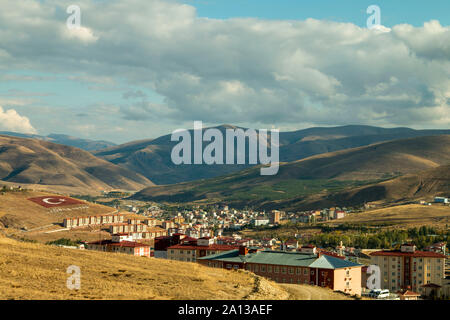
[
  {"xmin": 370, "ymin": 244, "xmax": 446, "ymax": 295},
  {"xmin": 63, "ymin": 214, "xmax": 125, "ymax": 228},
  {"xmin": 269, "ymin": 210, "xmax": 280, "ymax": 224},
  {"xmin": 198, "ymin": 246, "xmax": 362, "ymax": 296},
  {"xmin": 167, "ymin": 237, "xmax": 238, "ymax": 263},
  {"xmin": 86, "ymin": 238, "xmax": 150, "ymax": 257}
]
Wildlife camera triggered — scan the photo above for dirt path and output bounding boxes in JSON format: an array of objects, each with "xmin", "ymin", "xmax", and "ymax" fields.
[{"xmin": 279, "ymin": 284, "xmax": 353, "ymax": 300}]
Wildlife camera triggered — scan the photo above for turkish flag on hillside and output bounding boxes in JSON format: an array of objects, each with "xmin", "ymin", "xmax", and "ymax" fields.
[{"xmin": 27, "ymin": 196, "xmax": 85, "ymax": 208}]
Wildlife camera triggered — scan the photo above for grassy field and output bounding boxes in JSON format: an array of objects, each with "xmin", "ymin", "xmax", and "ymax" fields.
[
  {"xmin": 324, "ymin": 204, "xmax": 450, "ymax": 228},
  {"xmin": 0, "ymin": 191, "xmax": 114, "ymax": 229},
  {"xmin": 0, "ymin": 190, "xmax": 120, "ymax": 243},
  {"xmin": 0, "ymin": 235, "xmax": 352, "ymax": 300}
]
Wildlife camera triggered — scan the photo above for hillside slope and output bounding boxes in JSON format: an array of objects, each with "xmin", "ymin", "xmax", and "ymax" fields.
[
  {"xmin": 0, "ymin": 131, "xmax": 116, "ymax": 151},
  {"xmin": 0, "ymin": 135, "xmax": 153, "ymax": 193},
  {"xmin": 96, "ymin": 125, "xmax": 450, "ymax": 184},
  {"xmin": 0, "ymin": 190, "xmax": 114, "ymax": 230},
  {"xmin": 133, "ymin": 135, "xmax": 450, "ymax": 208},
  {"xmin": 0, "ymin": 236, "xmax": 351, "ymax": 300}
]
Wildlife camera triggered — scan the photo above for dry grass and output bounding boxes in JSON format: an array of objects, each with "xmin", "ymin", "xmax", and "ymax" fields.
[
  {"xmin": 0, "ymin": 235, "xmax": 353, "ymax": 300},
  {"xmin": 325, "ymin": 204, "xmax": 450, "ymax": 228},
  {"xmin": 0, "ymin": 191, "xmax": 114, "ymax": 230}
]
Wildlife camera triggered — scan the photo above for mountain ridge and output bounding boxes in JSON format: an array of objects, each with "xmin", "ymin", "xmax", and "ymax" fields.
[
  {"xmin": 132, "ymin": 135, "xmax": 450, "ymax": 210},
  {"xmin": 0, "ymin": 135, "xmax": 153, "ymax": 193},
  {"xmin": 95, "ymin": 125, "xmax": 450, "ymax": 185}
]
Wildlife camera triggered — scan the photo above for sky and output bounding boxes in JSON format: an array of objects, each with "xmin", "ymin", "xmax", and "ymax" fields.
[{"xmin": 0, "ymin": 0, "xmax": 449, "ymax": 143}]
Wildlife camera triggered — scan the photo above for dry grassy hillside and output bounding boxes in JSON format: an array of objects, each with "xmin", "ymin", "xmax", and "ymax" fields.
[
  {"xmin": 134, "ymin": 135, "xmax": 450, "ymax": 209},
  {"xmin": 324, "ymin": 204, "xmax": 450, "ymax": 228},
  {"xmin": 0, "ymin": 236, "xmax": 352, "ymax": 300},
  {"xmin": 293, "ymin": 164, "xmax": 450, "ymax": 211},
  {"xmin": 279, "ymin": 135, "xmax": 450, "ymax": 181},
  {"xmin": 0, "ymin": 135, "xmax": 153, "ymax": 193},
  {"xmin": 0, "ymin": 190, "xmax": 117, "ymax": 243},
  {"xmin": 0, "ymin": 191, "xmax": 114, "ymax": 229}
]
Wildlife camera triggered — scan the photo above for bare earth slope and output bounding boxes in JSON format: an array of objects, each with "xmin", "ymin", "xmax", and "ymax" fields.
[{"xmin": 0, "ymin": 135, "xmax": 153, "ymax": 193}]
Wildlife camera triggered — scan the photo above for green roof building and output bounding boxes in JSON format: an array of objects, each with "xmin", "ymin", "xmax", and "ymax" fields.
[{"xmin": 198, "ymin": 247, "xmax": 363, "ymax": 296}]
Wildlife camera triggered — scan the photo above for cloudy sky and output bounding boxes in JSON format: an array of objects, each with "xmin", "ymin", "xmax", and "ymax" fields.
[{"xmin": 0, "ymin": 0, "xmax": 449, "ymax": 143}]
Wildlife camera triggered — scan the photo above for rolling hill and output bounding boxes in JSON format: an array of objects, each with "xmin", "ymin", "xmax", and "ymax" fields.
[
  {"xmin": 132, "ymin": 135, "xmax": 450, "ymax": 209},
  {"xmin": 0, "ymin": 131, "xmax": 116, "ymax": 151},
  {"xmin": 0, "ymin": 235, "xmax": 353, "ymax": 300},
  {"xmin": 290, "ymin": 164, "xmax": 450, "ymax": 211},
  {"xmin": 0, "ymin": 135, "xmax": 153, "ymax": 193},
  {"xmin": 95, "ymin": 125, "xmax": 450, "ymax": 185}
]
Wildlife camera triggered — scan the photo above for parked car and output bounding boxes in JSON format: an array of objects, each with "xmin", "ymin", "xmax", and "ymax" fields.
[{"xmin": 369, "ymin": 289, "xmax": 390, "ymax": 299}]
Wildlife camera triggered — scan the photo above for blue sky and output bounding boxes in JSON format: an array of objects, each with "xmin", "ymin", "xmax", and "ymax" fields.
[
  {"xmin": 186, "ymin": 0, "xmax": 450, "ymax": 27},
  {"xmin": 0, "ymin": 0, "xmax": 449, "ymax": 143}
]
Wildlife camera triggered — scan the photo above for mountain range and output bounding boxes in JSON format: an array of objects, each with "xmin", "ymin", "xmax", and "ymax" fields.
[
  {"xmin": 0, "ymin": 126, "xmax": 448, "ymax": 208},
  {"xmin": 0, "ymin": 135, "xmax": 152, "ymax": 193},
  {"xmin": 0, "ymin": 131, "xmax": 116, "ymax": 151},
  {"xmin": 132, "ymin": 135, "xmax": 450, "ymax": 209},
  {"xmin": 94, "ymin": 125, "xmax": 450, "ymax": 185}
]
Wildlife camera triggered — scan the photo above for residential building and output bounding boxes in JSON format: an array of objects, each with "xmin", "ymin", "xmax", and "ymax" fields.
[
  {"xmin": 86, "ymin": 238, "xmax": 150, "ymax": 257},
  {"xmin": 253, "ymin": 218, "xmax": 270, "ymax": 227},
  {"xmin": 198, "ymin": 247, "xmax": 362, "ymax": 296},
  {"xmin": 269, "ymin": 210, "xmax": 280, "ymax": 224},
  {"xmin": 397, "ymin": 289, "xmax": 420, "ymax": 300},
  {"xmin": 369, "ymin": 244, "xmax": 446, "ymax": 295},
  {"xmin": 167, "ymin": 239, "xmax": 238, "ymax": 263}
]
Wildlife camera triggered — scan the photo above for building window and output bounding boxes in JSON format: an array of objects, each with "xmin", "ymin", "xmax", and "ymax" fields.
[
  {"xmin": 261, "ymin": 265, "xmax": 266, "ymax": 272},
  {"xmin": 288, "ymin": 268, "xmax": 294, "ymax": 275},
  {"xmin": 253, "ymin": 265, "xmax": 259, "ymax": 272},
  {"xmin": 281, "ymin": 267, "xmax": 287, "ymax": 274},
  {"xmin": 296, "ymin": 268, "xmax": 301, "ymax": 275},
  {"xmin": 274, "ymin": 266, "xmax": 279, "ymax": 273},
  {"xmin": 268, "ymin": 266, "xmax": 272, "ymax": 273}
]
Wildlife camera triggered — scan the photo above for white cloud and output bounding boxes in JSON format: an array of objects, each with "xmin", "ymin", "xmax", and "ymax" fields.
[
  {"xmin": 0, "ymin": 106, "xmax": 37, "ymax": 134},
  {"xmin": 60, "ymin": 25, "xmax": 99, "ymax": 44},
  {"xmin": 0, "ymin": 0, "xmax": 448, "ymax": 132}
]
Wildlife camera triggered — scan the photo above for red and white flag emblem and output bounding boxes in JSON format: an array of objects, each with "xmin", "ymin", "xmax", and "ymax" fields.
[{"xmin": 27, "ymin": 196, "xmax": 85, "ymax": 208}]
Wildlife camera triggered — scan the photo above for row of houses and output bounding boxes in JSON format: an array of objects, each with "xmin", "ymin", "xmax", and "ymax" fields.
[{"xmin": 63, "ymin": 214, "xmax": 125, "ymax": 228}]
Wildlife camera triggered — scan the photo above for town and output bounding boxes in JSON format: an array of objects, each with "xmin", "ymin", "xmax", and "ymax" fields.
[{"xmin": 44, "ymin": 190, "xmax": 449, "ymax": 300}]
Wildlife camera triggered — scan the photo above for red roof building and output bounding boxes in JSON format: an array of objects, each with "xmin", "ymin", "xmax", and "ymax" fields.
[
  {"xmin": 369, "ymin": 244, "xmax": 446, "ymax": 295},
  {"xmin": 87, "ymin": 239, "xmax": 150, "ymax": 257},
  {"xmin": 167, "ymin": 243, "xmax": 239, "ymax": 263}
]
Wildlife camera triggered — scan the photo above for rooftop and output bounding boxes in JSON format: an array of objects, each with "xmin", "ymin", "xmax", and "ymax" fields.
[
  {"xmin": 199, "ymin": 249, "xmax": 362, "ymax": 269},
  {"xmin": 370, "ymin": 250, "xmax": 446, "ymax": 258}
]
